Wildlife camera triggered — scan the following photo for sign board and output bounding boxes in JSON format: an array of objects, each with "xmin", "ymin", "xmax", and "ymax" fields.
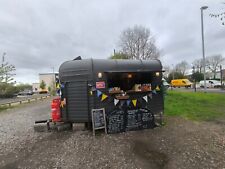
[
  {"xmin": 96, "ymin": 81, "xmax": 105, "ymax": 89},
  {"xmin": 107, "ymin": 108, "xmax": 155, "ymax": 134},
  {"xmin": 107, "ymin": 109, "xmax": 125, "ymax": 134},
  {"xmin": 91, "ymin": 108, "xmax": 107, "ymax": 135}
]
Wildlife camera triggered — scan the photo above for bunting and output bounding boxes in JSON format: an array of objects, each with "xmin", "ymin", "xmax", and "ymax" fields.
[
  {"xmin": 97, "ymin": 90, "xmax": 102, "ymax": 97},
  {"xmin": 126, "ymin": 100, "xmax": 131, "ymax": 106},
  {"xmin": 114, "ymin": 99, "xmax": 119, "ymax": 106},
  {"xmin": 148, "ymin": 93, "xmax": 153, "ymax": 99},
  {"xmin": 143, "ymin": 95, "xmax": 148, "ymax": 102},
  {"xmin": 156, "ymin": 85, "xmax": 160, "ymax": 91},
  {"xmin": 101, "ymin": 94, "xmax": 108, "ymax": 101},
  {"xmin": 152, "ymin": 90, "xmax": 157, "ymax": 94},
  {"xmin": 132, "ymin": 99, "xmax": 137, "ymax": 107},
  {"xmin": 209, "ymin": 12, "xmax": 225, "ymax": 26},
  {"xmin": 96, "ymin": 90, "xmax": 155, "ymax": 106}
]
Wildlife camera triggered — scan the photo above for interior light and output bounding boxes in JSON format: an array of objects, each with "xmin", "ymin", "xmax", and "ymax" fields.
[
  {"xmin": 155, "ymin": 72, "xmax": 160, "ymax": 76},
  {"xmin": 128, "ymin": 74, "xmax": 132, "ymax": 78},
  {"xmin": 98, "ymin": 72, "xmax": 102, "ymax": 78}
]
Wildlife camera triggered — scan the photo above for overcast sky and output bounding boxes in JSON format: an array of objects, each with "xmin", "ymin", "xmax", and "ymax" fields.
[{"xmin": 0, "ymin": 0, "xmax": 225, "ymax": 84}]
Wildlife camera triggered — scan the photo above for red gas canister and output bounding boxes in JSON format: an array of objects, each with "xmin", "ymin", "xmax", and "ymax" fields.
[{"xmin": 51, "ymin": 97, "xmax": 61, "ymax": 122}]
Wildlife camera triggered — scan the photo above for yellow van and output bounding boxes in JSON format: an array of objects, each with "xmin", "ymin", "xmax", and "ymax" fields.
[{"xmin": 171, "ymin": 79, "xmax": 192, "ymax": 88}]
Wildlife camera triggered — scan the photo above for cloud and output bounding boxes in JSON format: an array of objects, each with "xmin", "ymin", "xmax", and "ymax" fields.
[{"xmin": 0, "ymin": 0, "xmax": 224, "ymax": 83}]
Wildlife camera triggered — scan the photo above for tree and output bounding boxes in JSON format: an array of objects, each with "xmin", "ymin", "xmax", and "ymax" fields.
[
  {"xmin": 206, "ymin": 55, "xmax": 225, "ymax": 79},
  {"xmin": 109, "ymin": 52, "xmax": 128, "ymax": 59},
  {"xmin": 192, "ymin": 58, "xmax": 204, "ymax": 73},
  {"xmin": 175, "ymin": 61, "xmax": 189, "ymax": 76},
  {"xmin": 191, "ymin": 72, "xmax": 204, "ymax": 82},
  {"xmin": 40, "ymin": 80, "xmax": 46, "ymax": 90},
  {"xmin": 118, "ymin": 25, "xmax": 160, "ymax": 60},
  {"xmin": 15, "ymin": 83, "xmax": 32, "ymax": 92},
  {"xmin": 167, "ymin": 71, "xmax": 185, "ymax": 83},
  {"xmin": 162, "ymin": 65, "xmax": 170, "ymax": 78},
  {"xmin": 0, "ymin": 83, "xmax": 18, "ymax": 98},
  {"xmin": 0, "ymin": 53, "xmax": 16, "ymax": 83}
]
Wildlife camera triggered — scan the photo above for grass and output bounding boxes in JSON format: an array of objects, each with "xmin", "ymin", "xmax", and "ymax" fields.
[
  {"xmin": 164, "ymin": 91, "xmax": 225, "ymax": 121},
  {"xmin": 0, "ymin": 106, "xmax": 13, "ymax": 113}
]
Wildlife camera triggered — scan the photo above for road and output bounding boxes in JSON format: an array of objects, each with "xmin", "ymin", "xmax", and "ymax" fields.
[{"xmin": 0, "ymin": 98, "xmax": 225, "ymax": 169}]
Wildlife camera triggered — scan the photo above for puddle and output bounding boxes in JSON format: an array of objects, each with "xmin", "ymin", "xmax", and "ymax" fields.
[{"xmin": 133, "ymin": 140, "xmax": 168, "ymax": 169}]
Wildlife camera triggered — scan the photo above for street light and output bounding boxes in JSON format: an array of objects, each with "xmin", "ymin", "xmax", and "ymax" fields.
[{"xmin": 200, "ymin": 6, "xmax": 208, "ymax": 92}]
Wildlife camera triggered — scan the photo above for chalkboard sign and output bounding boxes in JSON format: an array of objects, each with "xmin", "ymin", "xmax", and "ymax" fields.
[
  {"xmin": 140, "ymin": 108, "xmax": 155, "ymax": 129},
  {"xmin": 107, "ymin": 109, "xmax": 125, "ymax": 134},
  {"xmin": 126, "ymin": 109, "xmax": 142, "ymax": 131},
  {"xmin": 106, "ymin": 108, "xmax": 155, "ymax": 134},
  {"xmin": 92, "ymin": 108, "xmax": 107, "ymax": 135}
]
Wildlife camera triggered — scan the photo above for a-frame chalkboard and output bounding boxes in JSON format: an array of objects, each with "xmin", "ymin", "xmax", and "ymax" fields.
[{"xmin": 91, "ymin": 108, "xmax": 107, "ymax": 136}]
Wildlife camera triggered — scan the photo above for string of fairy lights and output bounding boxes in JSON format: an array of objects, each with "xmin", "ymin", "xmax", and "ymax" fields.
[{"xmin": 209, "ymin": 12, "xmax": 225, "ymax": 25}]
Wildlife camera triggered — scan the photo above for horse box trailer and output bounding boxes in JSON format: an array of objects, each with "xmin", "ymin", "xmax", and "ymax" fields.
[{"xmin": 55, "ymin": 57, "xmax": 164, "ymax": 133}]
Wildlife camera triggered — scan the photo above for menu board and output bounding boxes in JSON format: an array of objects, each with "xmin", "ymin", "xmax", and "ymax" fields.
[
  {"xmin": 107, "ymin": 108, "xmax": 155, "ymax": 134},
  {"xmin": 140, "ymin": 108, "xmax": 154, "ymax": 129},
  {"xmin": 107, "ymin": 109, "xmax": 125, "ymax": 134},
  {"xmin": 126, "ymin": 109, "xmax": 142, "ymax": 131},
  {"xmin": 92, "ymin": 108, "xmax": 107, "ymax": 135}
]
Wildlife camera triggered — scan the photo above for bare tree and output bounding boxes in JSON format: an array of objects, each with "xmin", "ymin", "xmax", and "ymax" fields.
[
  {"xmin": 206, "ymin": 55, "xmax": 225, "ymax": 79},
  {"xmin": 192, "ymin": 58, "xmax": 204, "ymax": 73},
  {"xmin": 162, "ymin": 65, "xmax": 170, "ymax": 78},
  {"xmin": 175, "ymin": 61, "xmax": 189, "ymax": 76},
  {"xmin": 119, "ymin": 25, "xmax": 160, "ymax": 60}
]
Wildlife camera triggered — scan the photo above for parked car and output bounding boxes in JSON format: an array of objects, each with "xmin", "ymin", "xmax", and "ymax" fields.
[
  {"xmin": 17, "ymin": 90, "xmax": 33, "ymax": 96},
  {"xmin": 39, "ymin": 89, "xmax": 48, "ymax": 94},
  {"xmin": 199, "ymin": 80, "xmax": 221, "ymax": 88},
  {"xmin": 171, "ymin": 79, "xmax": 192, "ymax": 88}
]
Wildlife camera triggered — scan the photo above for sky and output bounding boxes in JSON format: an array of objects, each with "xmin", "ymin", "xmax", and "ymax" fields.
[{"xmin": 0, "ymin": 0, "xmax": 225, "ymax": 84}]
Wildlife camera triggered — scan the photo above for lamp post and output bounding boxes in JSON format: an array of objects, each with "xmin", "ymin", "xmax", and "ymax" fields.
[{"xmin": 200, "ymin": 6, "xmax": 208, "ymax": 92}]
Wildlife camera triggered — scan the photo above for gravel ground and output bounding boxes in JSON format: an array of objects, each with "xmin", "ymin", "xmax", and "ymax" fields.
[{"xmin": 0, "ymin": 99, "xmax": 225, "ymax": 169}]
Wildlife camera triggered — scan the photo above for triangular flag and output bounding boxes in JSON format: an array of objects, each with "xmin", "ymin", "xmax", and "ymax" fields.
[
  {"xmin": 126, "ymin": 100, "xmax": 131, "ymax": 106},
  {"xmin": 152, "ymin": 90, "xmax": 157, "ymax": 94},
  {"xmin": 132, "ymin": 99, "xmax": 137, "ymax": 107},
  {"xmin": 97, "ymin": 90, "xmax": 102, "ymax": 97},
  {"xmin": 143, "ymin": 95, "xmax": 148, "ymax": 102},
  {"xmin": 56, "ymin": 83, "xmax": 60, "ymax": 89},
  {"xmin": 114, "ymin": 99, "xmax": 119, "ymax": 106},
  {"xmin": 101, "ymin": 94, "xmax": 108, "ymax": 101},
  {"xmin": 156, "ymin": 85, "xmax": 160, "ymax": 91},
  {"xmin": 61, "ymin": 84, "xmax": 65, "ymax": 88},
  {"xmin": 148, "ymin": 93, "xmax": 153, "ymax": 99},
  {"xmin": 120, "ymin": 100, "xmax": 125, "ymax": 106}
]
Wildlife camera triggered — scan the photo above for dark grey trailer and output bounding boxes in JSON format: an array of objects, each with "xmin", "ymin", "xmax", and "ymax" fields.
[{"xmin": 59, "ymin": 58, "xmax": 164, "ymax": 133}]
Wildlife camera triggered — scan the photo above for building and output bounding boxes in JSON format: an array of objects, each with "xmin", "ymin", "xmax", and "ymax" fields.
[
  {"xmin": 32, "ymin": 83, "xmax": 40, "ymax": 92},
  {"xmin": 32, "ymin": 73, "xmax": 58, "ymax": 92}
]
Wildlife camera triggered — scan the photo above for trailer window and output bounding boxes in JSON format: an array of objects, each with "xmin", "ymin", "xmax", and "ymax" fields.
[{"xmin": 106, "ymin": 72, "xmax": 153, "ymax": 91}]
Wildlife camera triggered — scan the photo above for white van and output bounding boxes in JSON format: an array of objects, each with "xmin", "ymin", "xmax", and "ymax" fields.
[{"xmin": 199, "ymin": 80, "xmax": 221, "ymax": 88}]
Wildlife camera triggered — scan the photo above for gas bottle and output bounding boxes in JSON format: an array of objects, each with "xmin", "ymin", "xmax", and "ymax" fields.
[{"xmin": 51, "ymin": 97, "xmax": 61, "ymax": 122}]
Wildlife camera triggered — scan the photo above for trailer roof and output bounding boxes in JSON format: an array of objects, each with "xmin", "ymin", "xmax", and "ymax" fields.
[
  {"xmin": 60, "ymin": 58, "xmax": 162, "ymax": 72},
  {"xmin": 59, "ymin": 58, "xmax": 162, "ymax": 81}
]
